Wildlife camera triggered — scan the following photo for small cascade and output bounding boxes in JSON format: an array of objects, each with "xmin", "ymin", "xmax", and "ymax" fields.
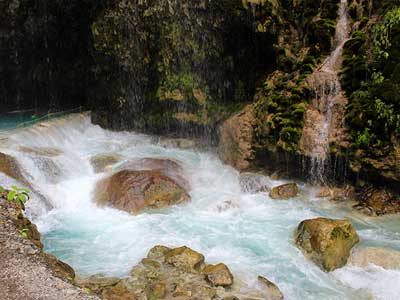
[{"xmin": 299, "ymin": 0, "xmax": 350, "ymax": 183}]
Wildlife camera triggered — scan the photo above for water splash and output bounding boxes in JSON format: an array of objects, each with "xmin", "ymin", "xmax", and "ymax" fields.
[
  {"xmin": 300, "ymin": 0, "xmax": 350, "ymax": 184},
  {"xmin": 1, "ymin": 113, "xmax": 400, "ymax": 300}
]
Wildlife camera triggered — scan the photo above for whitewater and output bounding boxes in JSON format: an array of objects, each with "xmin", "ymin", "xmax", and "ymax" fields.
[{"xmin": 0, "ymin": 113, "xmax": 400, "ymax": 300}]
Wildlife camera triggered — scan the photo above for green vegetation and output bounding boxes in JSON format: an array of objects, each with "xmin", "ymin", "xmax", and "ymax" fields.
[{"xmin": 0, "ymin": 185, "xmax": 30, "ymax": 207}]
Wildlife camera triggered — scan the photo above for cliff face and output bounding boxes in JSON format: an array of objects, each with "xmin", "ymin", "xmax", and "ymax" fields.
[
  {"xmin": 89, "ymin": 0, "xmax": 274, "ymax": 138},
  {"xmin": 0, "ymin": 0, "xmax": 106, "ymax": 112},
  {"xmin": 1, "ymin": 0, "xmax": 399, "ymax": 191}
]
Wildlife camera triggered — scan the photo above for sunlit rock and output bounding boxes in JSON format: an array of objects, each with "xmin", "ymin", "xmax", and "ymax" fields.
[
  {"xmin": 203, "ymin": 263, "xmax": 234, "ymax": 287},
  {"xmin": 95, "ymin": 170, "xmax": 190, "ymax": 214},
  {"xmin": 295, "ymin": 218, "xmax": 359, "ymax": 271},
  {"xmin": 349, "ymin": 247, "xmax": 400, "ymax": 270},
  {"xmin": 269, "ymin": 183, "xmax": 298, "ymax": 199},
  {"xmin": 218, "ymin": 105, "xmax": 255, "ymax": 171},
  {"xmin": 165, "ymin": 246, "xmax": 205, "ymax": 272}
]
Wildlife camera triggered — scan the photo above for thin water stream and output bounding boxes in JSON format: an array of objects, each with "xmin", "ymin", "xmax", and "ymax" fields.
[{"xmin": 0, "ymin": 113, "xmax": 399, "ymax": 300}]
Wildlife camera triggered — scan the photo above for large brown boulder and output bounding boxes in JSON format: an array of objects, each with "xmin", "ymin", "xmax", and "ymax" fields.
[
  {"xmin": 95, "ymin": 170, "xmax": 190, "ymax": 214},
  {"xmin": 218, "ymin": 105, "xmax": 255, "ymax": 171},
  {"xmin": 269, "ymin": 183, "xmax": 298, "ymax": 199},
  {"xmin": 295, "ymin": 218, "xmax": 360, "ymax": 271},
  {"xmin": 165, "ymin": 246, "xmax": 205, "ymax": 272},
  {"xmin": 258, "ymin": 275, "xmax": 284, "ymax": 300}
]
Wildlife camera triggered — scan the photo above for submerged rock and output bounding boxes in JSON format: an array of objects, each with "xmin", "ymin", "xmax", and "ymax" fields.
[
  {"xmin": 95, "ymin": 170, "xmax": 190, "ymax": 214},
  {"xmin": 295, "ymin": 218, "xmax": 359, "ymax": 271},
  {"xmin": 0, "ymin": 152, "xmax": 31, "ymax": 188},
  {"xmin": 239, "ymin": 172, "xmax": 271, "ymax": 193},
  {"xmin": 354, "ymin": 187, "xmax": 400, "ymax": 216},
  {"xmin": 115, "ymin": 157, "xmax": 189, "ymax": 190},
  {"xmin": 258, "ymin": 275, "xmax": 284, "ymax": 300},
  {"xmin": 90, "ymin": 153, "xmax": 122, "ymax": 173},
  {"xmin": 218, "ymin": 105, "xmax": 255, "ymax": 171},
  {"xmin": 269, "ymin": 183, "xmax": 298, "ymax": 199},
  {"xmin": 349, "ymin": 247, "xmax": 400, "ymax": 270},
  {"xmin": 78, "ymin": 245, "xmax": 282, "ymax": 300},
  {"xmin": 18, "ymin": 146, "xmax": 62, "ymax": 157}
]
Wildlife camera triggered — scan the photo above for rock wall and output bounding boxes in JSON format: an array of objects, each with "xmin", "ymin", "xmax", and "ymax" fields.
[{"xmin": 89, "ymin": 0, "xmax": 274, "ymax": 137}]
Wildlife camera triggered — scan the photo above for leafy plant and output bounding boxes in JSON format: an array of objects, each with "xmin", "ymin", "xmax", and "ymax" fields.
[
  {"xmin": 19, "ymin": 228, "xmax": 29, "ymax": 238},
  {"xmin": 6, "ymin": 185, "xmax": 30, "ymax": 207}
]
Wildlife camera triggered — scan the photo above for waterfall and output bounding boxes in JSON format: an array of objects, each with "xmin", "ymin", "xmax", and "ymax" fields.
[{"xmin": 299, "ymin": 0, "xmax": 350, "ymax": 184}]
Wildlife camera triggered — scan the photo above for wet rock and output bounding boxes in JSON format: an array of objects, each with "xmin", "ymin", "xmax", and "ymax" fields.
[
  {"xmin": 43, "ymin": 253, "xmax": 76, "ymax": 281},
  {"xmin": 115, "ymin": 157, "xmax": 189, "ymax": 191},
  {"xmin": 315, "ymin": 185, "xmax": 356, "ymax": 201},
  {"xmin": 218, "ymin": 105, "xmax": 255, "ymax": 171},
  {"xmin": 18, "ymin": 146, "xmax": 62, "ymax": 157},
  {"xmin": 269, "ymin": 183, "xmax": 298, "ymax": 199},
  {"xmin": 165, "ymin": 246, "xmax": 205, "ymax": 272},
  {"xmin": 150, "ymin": 282, "xmax": 166, "ymax": 298},
  {"xmin": 354, "ymin": 187, "xmax": 400, "ymax": 216},
  {"xmin": 349, "ymin": 247, "xmax": 400, "ymax": 270},
  {"xmin": 90, "ymin": 154, "xmax": 122, "ymax": 173},
  {"xmin": 0, "ymin": 152, "xmax": 31, "ymax": 188},
  {"xmin": 147, "ymin": 245, "xmax": 171, "ymax": 261},
  {"xmin": 76, "ymin": 275, "xmax": 121, "ymax": 293},
  {"xmin": 156, "ymin": 137, "xmax": 203, "ymax": 150},
  {"xmin": 295, "ymin": 218, "xmax": 359, "ymax": 271},
  {"xmin": 239, "ymin": 172, "xmax": 271, "ymax": 193},
  {"xmin": 258, "ymin": 275, "xmax": 284, "ymax": 300},
  {"xmin": 95, "ymin": 170, "xmax": 190, "ymax": 214},
  {"xmin": 203, "ymin": 263, "xmax": 234, "ymax": 287}
]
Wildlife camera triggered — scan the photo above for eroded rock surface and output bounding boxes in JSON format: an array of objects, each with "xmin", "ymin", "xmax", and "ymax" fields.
[
  {"xmin": 218, "ymin": 106, "xmax": 255, "ymax": 171},
  {"xmin": 78, "ymin": 245, "xmax": 283, "ymax": 300},
  {"xmin": 90, "ymin": 153, "xmax": 122, "ymax": 173},
  {"xmin": 353, "ymin": 187, "xmax": 400, "ymax": 216},
  {"xmin": 295, "ymin": 218, "xmax": 359, "ymax": 271},
  {"xmin": 269, "ymin": 183, "xmax": 298, "ymax": 199}
]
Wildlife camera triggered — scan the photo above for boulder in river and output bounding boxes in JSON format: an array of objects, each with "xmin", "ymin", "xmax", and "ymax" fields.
[
  {"xmin": 90, "ymin": 153, "xmax": 122, "ymax": 173},
  {"xmin": 349, "ymin": 247, "xmax": 400, "ymax": 270},
  {"xmin": 95, "ymin": 170, "xmax": 190, "ymax": 214},
  {"xmin": 353, "ymin": 187, "xmax": 400, "ymax": 216},
  {"xmin": 203, "ymin": 263, "xmax": 234, "ymax": 287},
  {"xmin": 269, "ymin": 183, "xmax": 298, "ymax": 199},
  {"xmin": 77, "ymin": 245, "xmax": 283, "ymax": 300},
  {"xmin": 295, "ymin": 218, "xmax": 359, "ymax": 271}
]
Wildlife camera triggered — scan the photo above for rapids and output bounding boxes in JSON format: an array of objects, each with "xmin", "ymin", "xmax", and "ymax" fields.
[{"xmin": 0, "ymin": 113, "xmax": 400, "ymax": 300}]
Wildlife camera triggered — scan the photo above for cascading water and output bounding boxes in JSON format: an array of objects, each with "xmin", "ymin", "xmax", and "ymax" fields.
[
  {"xmin": 0, "ymin": 113, "xmax": 400, "ymax": 300},
  {"xmin": 300, "ymin": 0, "xmax": 350, "ymax": 183}
]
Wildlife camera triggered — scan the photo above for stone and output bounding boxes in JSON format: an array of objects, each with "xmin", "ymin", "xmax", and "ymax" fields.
[
  {"xmin": 269, "ymin": 183, "xmax": 298, "ymax": 199},
  {"xmin": 203, "ymin": 263, "xmax": 234, "ymax": 287},
  {"xmin": 18, "ymin": 146, "xmax": 62, "ymax": 157},
  {"xmin": 354, "ymin": 187, "xmax": 400, "ymax": 216},
  {"xmin": 258, "ymin": 276, "xmax": 283, "ymax": 300},
  {"xmin": 90, "ymin": 154, "xmax": 122, "ymax": 173},
  {"xmin": 165, "ymin": 246, "xmax": 205, "ymax": 272},
  {"xmin": 43, "ymin": 253, "xmax": 76, "ymax": 281},
  {"xmin": 218, "ymin": 105, "xmax": 255, "ymax": 171},
  {"xmin": 147, "ymin": 245, "xmax": 171, "ymax": 261},
  {"xmin": 349, "ymin": 247, "xmax": 400, "ymax": 270},
  {"xmin": 150, "ymin": 282, "xmax": 166, "ymax": 298},
  {"xmin": 95, "ymin": 170, "xmax": 190, "ymax": 214},
  {"xmin": 76, "ymin": 275, "xmax": 121, "ymax": 293},
  {"xmin": 295, "ymin": 218, "xmax": 360, "ymax": 271}
]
